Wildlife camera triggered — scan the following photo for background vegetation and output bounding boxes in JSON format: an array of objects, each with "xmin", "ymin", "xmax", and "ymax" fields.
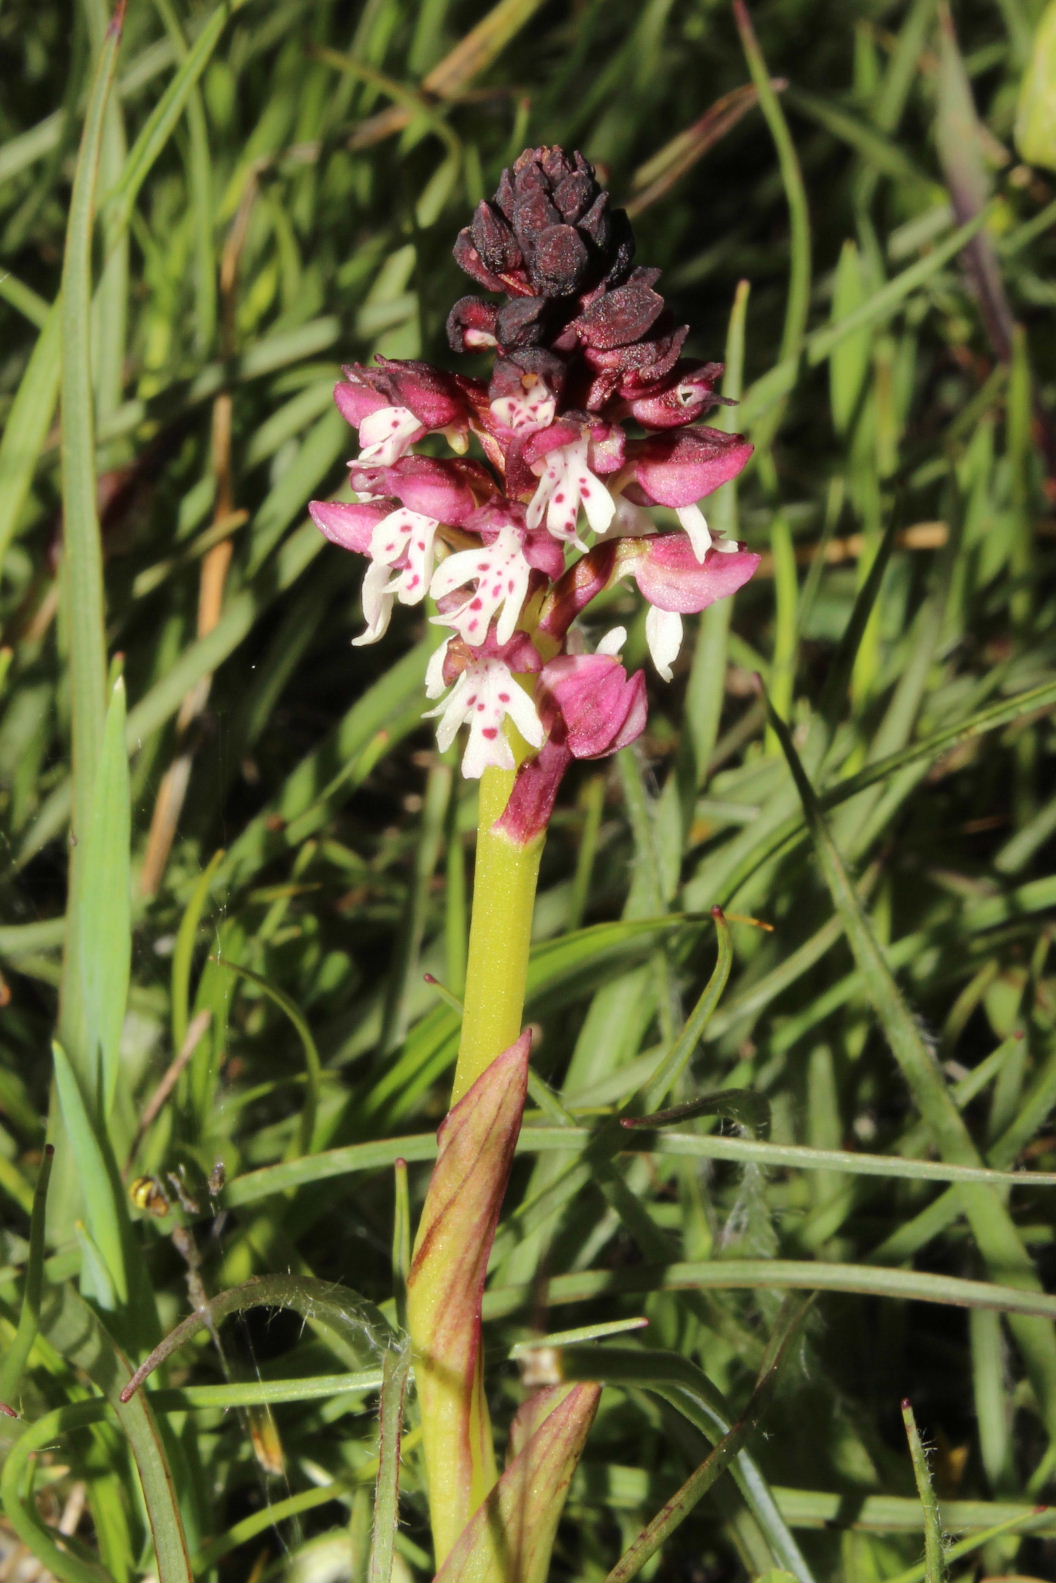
[{"xmin": 1, "ymin": 0, "xmax": 1055, "ymax": 1579}]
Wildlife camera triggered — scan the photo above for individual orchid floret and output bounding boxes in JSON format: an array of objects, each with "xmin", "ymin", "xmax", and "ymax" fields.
[
  {"xmin": 628, "ymin": 427, "xmax": 754, "ymax": 559},
  {"xmin": 523, "ymin": 420, "xmax": 624, "ymax": 547},
  {"xmin": 617, "ymin": 534, "xmax": 761, "ymax": 679},
  {"xmin": 488, "ymin": 372, "xmax": 558, "ymax": 436},
  {"xmin": 348, "ymin": 455, "xmax": 486, "ymax": 525},
  {"xmin": 430, "ymin": 522, "xmax": 534, "ymax": 647},
  {"xmin": 336, "ymin": 357, "xmax": 471, "ymax": 464},
  {"xmin": 525, "ymin": 436, "xmax": 614, "ymax": 547},
  {"xmin": 351, "ymin": 506, "xmax": 442, "ymax": 645},
  {"xmin": 425, "ymin": 651, "xmax": 545, "ymax": 779},
  {"xmin": 497, "ymin": 637, "xmax": 647, "ymax": 844},
  {"xmin": 623, "ymin": 359, "xmax": 731, "ymax": 429}
]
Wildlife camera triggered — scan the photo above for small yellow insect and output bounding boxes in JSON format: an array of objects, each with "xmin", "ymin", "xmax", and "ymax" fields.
[{"xmin": 129, "ymin": 1175, "xmax": 171, "ymax": 1217}]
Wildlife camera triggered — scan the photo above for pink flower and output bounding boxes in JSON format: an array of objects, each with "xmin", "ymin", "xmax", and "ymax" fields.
[
  {"xmin": 629, "ymin": 426, "xmax": 753, "ymax": 508},
  {"xmin": 619, "ymin": 534, "xmax": 761, "ymax": 679},
  {"xmin": 308, "ymin": 498, "xmax": 386, "ymax": 554},
  {"xmin": 497, "ymin": 634, "xmax": 646, "ymax": 843},
  {"xmin": 347, "ymin": 455, "xmax": 485, "ymax": 525},
  {"xmin": 335, "ymin": 358, "xmax": 471, "ymax": 464},
  {"xmin": 313, "ymin": 146, "xmax": 762, "ymax": 812},
  {"xmin": 424, "ymin": 649, "xmax": 545, "ymax": 779},
  {"xmin": 430, "ymin": 522, "xmax": 534, "ymax": 647}
]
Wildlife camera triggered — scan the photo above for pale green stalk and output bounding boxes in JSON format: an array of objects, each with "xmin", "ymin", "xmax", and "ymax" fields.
[{"xmin": 451, "ymin": 764, "xmax": 543, "ymax": 1103}]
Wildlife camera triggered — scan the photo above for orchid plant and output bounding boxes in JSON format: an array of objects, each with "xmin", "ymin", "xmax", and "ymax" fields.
[{"xmin": 310, "ymin": 147, "xmax": 759, "ymax": 1580}]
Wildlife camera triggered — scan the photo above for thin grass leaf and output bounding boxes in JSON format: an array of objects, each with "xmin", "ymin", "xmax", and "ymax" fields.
[
  {"xmin": 368, "ymin": 1342, "xmax": 411, "ymax": 1583},
  {"xmin": 902, "ymin": 1399, "xmax": 950, "ymax": 1583},
  {"xmin": 38, "ymin": 1282, "xmax": 193, "ymax": 1583},
  {"xmin": 51, "ymin": 1041, "xmax": 129, "ymax": 1312},
  {"xmin": 77, "ymin": 671, "xmax": 131, "ymax": 1119},
  {"xmin": 638, "ymin": 907, "xmax": 733, "ymax": 1110},
  {"xmin": 103, "ymin": 0, "xmax": 248, "ymax": 237},
  {"xmin": 0, "ymin": 1146, "xmax": 54, "ymax": 1404},
  {"xmin": 761, "ymin": 680, "xmax": 1056, "ymax": 1431},
  {"xmin": 602, "ymin": 1300, "xmax": 814, "ymax": 1583},
  {"xmin": 484, "ymin": 1257, "xmax": 1056, "ymax": 1327},
  {"xmin": 0, "ymin": 1400, "xmax": 115, "ymax": 1583},
  {"xmin": 121, "ymin": 1273, "xmax": 394, "ymax": 1400},
  {"xmin": 213, "ymin": 954, "xmax": 324, "ymax": 1158},
  {"xmin": 55, "ymin": 0, "xmax": 125, "ymax": 1099},
  {"xmin": 0, "ymin": 298, "xmax": 61, "ymax": 567},
  {"xmin": 561, "ymin": 1341, "xmax": 815, "ymax": 1583},
  {"xmin": 741, "ymin": 206, "xmax": 995, "ymax": 424}
]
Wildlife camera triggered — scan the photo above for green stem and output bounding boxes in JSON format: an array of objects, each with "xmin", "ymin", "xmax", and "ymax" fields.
[{"xmin": 451, "ymin": 765, "xmax": 544, "ymax": 1103}]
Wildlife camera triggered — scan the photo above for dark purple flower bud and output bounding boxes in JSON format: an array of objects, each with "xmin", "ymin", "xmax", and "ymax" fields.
[
  {"xmin": 554, "ymin": 168, "xmax": 595, "ymax": 222},
  {"xmin": 526, "ymin": 225, "xmax": 591, "ymax": 296},
  {"xmin": 469, "ymin": 200, "xmax": 523, "ymax": 276},
  {"xmin": 447, "ymin": 297, "xmax": 500, "ymax": 356},
  {"xmin": 580, "ymin": 322, "xmax": 689, "ymax": 410},
  {"xmin": 515, "ymin": 187, "xmax": 561, "ymax": 240},
  {"xmin": 452, "ymin": 229, "xmax": 511, "ymax": 294},
  {"xmin": 572, "ymin": 280, "xmax": 665, "ymax": 351},
  {"xmin": 455, "ymin": 146, "xmax": 637, "ymax": 302},
  {"xmin": 495, "ymin": 297, "xmax": 551, "ymax": 349},
  {"xmin": 630, "ymin": 427, "xmax": 754, "ymax": 506},
  {"xmin": 625, "ymin": 361, "xmax": 729, "ymax": 428}
]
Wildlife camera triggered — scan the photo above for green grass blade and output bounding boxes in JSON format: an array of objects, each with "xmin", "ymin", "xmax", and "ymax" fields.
[
  {"xmin": 761, "ymin": 681, "xmax": 1056, "ymax": 1432},
  {"xmin": 0, "ymin": 1146, "xmax": 54, "ymax": 1403},
  {"xmin": 39, "ymin": 1282, "xmax": 192, "ymax": 1583},
  {"xmin": 602, "ymin": 1302, "xmax": 815, "ymax": 1583},
  {"xmin": 77, "ymin": 672, "xmax": 131, "ymax": 1118},
  {"xmin": 901, "ymin": 1399, "xmax": 949, "ymax": 1583},
  {"xmin": 368, "ymin": 1342, "xmax": 412, "ymax": 1583},
  {"xmin": 0, "ymin": 298, "xmax": 61, "ymax": 568},
  {"xmin": 103, "ymin": 0, "xmax": 246, "ymax": 239},
  {"xmin": 214, "ymin": 955, "xmax": 324, "ymax": 1157}
]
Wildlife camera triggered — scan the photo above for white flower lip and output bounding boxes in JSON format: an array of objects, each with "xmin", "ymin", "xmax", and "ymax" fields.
[
  {"xmin": 357, "ymin": 405, "xmax": 423, "ymax": 466},
  {"xmin": 526, "ymin": 437, "xmax": 615, "ymax": 550},
  {"xmin": 489, "ymin": 375, "xmax": 557, "ymax": 434},
  {"xmin": 429, "ymin": 524, "xmax": 532, "ymax": 647},
  {"xmin": 423, "ymin": 658, "xmax": 545, "ymax": 779},
  {"xmin": 645, "ymin": 605, "xmax": 683, "ymax": 681},
  {"xmin": 352, "ymin": 508, "xmax": 440, "ymax": 646}
]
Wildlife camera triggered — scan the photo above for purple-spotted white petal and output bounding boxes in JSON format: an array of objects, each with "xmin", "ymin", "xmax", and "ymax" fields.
[
  {"xmin": 353, "ymin": 559, "xmax": 400, "ymax": 647},
  {"xmin": 489, "ymin": 375, "xmax": 557, "ymax": 434},
  {"xmin": 424, "ymin": 658, "xmax": 545, "ymax": 778},
  {"xmin": 430, "ymin": 524, "xmax": 532, "ymax": 647},
  {"xmin": 526, "ymin": 437, "xmax": 615, "ymax": 548},
  {"xmin": 350, "ymin": 508, "xmax": 441, "ymax": 646},
  {"xmin": 356, "ymin": 405, "xmax": 425, "ymax": 465}
]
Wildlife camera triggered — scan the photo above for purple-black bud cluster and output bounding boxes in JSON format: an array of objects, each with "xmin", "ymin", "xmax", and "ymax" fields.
[
  {"xmin": 447, "ymin": 146, "xmax": 719, "ymax": 419},
  {"xmin": 453, "ymin": 147, "xmax": 634, "ymax": 302}
]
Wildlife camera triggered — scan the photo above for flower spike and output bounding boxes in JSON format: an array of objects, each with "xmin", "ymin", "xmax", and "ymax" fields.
[{"xmin": 312, "ymin": 143, "xmax": 758, "ymax": 816}]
